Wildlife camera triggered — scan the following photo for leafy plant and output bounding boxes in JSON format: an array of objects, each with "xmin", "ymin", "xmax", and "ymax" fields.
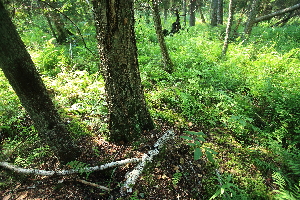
[
  {"xmin": 272, "ymin": 172, "xmax": 300, "ymax": 200},
  {"xmin": 181, "ymin": 131, "xmax": 217, "ymax": 162},
  {"xmin": 210, "ymin": 173, "xmax": 248, "ymax": 200},
  {"xmin": 172, "ymin": 172, "xmax": 182, "ymax": 187},
  {"xmin": 67, "ymin": 160, "xmax": 91, "ymax": 179}
]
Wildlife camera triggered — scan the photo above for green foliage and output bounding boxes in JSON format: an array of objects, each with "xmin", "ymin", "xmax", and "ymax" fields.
[
  {"xmin": 272, "ymin": 172, "xmax": 300, "ymax": 200},
  {"xmin": 210, "ymin": 173, "xmax": 248, "ymax": 200},
  {"xmin": 67, "ymin": 160, "xmax": 91, "ymax": 179},
  {"xmin": 181, "ymin": 131, "xmax": 217, "ymax": 162},
  {"xmin": 172, "ymin": 172, "xmax": 182, "ymax": 186}
]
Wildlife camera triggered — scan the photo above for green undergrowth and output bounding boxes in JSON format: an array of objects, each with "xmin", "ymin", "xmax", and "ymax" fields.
[{"xmin": 0, "ymin": 14, "xmax": 299, "ymax": 199}]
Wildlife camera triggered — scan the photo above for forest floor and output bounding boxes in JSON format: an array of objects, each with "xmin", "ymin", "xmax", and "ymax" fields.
[{"xmin": 1, "ymin": 122, "xmax": 212, "ymax": 200}]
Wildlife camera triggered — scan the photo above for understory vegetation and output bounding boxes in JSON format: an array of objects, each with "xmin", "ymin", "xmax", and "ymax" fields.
[{"xmin": 1, "ymin": 12, "xmax": 300, "ymax": 199}]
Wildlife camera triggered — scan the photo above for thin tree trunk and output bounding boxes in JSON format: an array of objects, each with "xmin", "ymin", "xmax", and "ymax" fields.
[
  {"xmin": 198, "ymin": 2, "xmax": 206, "ymax": 23},
  {"xmin": 152, "ymin": 0, "xmax": 174, "ymax": 73},
  {"xmin": 92, "ymin": 0, "xmax": 154, "ymax": 143},
  {"xmin": 217, "ymin": 0, "xmax": 223, "ymax": 24},
  {"xmin": 189, "ymin": 0, "xmax": 196, "ymax": 26},
  {"xmin": 222, "ymin": 0, "xmax": 235, "ymax": 56},
  {"xmin": 182, "ymin": 0, "xmax": 187, "ymax": 26},
  {"xmin": 211, "ymin": 0, "xmax": 218, "ymax": 26},
  {"xmin": 0, "ymin": 1, "xmax": 81, "ymax": 164},
  {"xmin": 244, "ymin": 0, "xmax": 261, "ymax": 37}
]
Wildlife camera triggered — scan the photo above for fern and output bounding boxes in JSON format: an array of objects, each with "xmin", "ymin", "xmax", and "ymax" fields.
[
  {"xmin": 272, "ymin": 172, "xmax": 300, "ymax": 200},
  {"xmin": 67, "ymin": 160, "xmax": 91, "ymax": 179}
]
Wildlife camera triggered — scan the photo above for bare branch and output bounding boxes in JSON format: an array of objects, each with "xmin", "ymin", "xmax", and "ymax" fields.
[
  {"xmin": 0, "ymin": 158, "xmax": 141, "ymax": 176},
  {"xmin": 121, "ymin": 130, "xmax": 175, "ymax": 194}
]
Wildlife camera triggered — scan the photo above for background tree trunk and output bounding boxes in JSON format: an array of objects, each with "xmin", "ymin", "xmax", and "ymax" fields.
[
  {"xmin": 0, "ymin": 1, "xmax": 81, "ymax": 164},
  {"xmin": 152, "ymin": 0, "xmax": 174, "ymax": 73},
  {"xmin": 217, "ymin": 0, "xmax": 223, "ymax": 24},
  {"xmin": 211, "ymin": 0, "xmax": 218, "ymax": 26},
  {"xmin": 92, "ymin": 0, "xmax": 154, "ymax": 143},
  {"xmin": 222, "ymin": 0, "xmax": 235, "ymax": 56},
  {"xmin": 189, "ymin": 0, "xmax": 196, "ymax": 26},
  {"xmin": 182, "ymin": 0, "xmax": 187, "ymax": 26},
  {"xmin": 244, "ymin": 0, "xmax": 261, "ymax": 37}
]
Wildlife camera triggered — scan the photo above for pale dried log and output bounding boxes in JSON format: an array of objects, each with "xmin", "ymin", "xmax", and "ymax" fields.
[
  {"xmin": 121, "ymin": 130, "xmax": 175, "ymax": 194},
  {"xmin": 0, "ymin": 158, "xmax": 141, "ymax": 176}
]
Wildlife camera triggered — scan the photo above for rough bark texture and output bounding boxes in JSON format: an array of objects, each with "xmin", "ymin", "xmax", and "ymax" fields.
[
  {"xmin": 222, "ymin": 0, "xmax": 235, "ymax": 56},
  {"xmin": 152, "ymin": 0, "xmax": 174, "ymax": 73},
  {"xmin": 0, "ymin": 1, "xmax": 81, "ymax": 164},
  {"xmin": 92, "ymin": 0, "xmax": 154, "ymax": 143},
  {"xmin": 189, "ymin": 0, "xmax": 196, "ymax": 26}
]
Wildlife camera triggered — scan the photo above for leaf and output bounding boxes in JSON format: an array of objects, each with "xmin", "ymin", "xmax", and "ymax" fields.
[
  {"xmin": 194, "ymin": 140, "xmax": 201, "ymax": 146},
  {"xmin": 185, "ymin": 131, "xmax": 205, "ymax": 136},
  {"xmin": 196, "ymin": 136, "xmax": 206, "ymax": 142},
  {"xmin": 187, "ymin": 142, "xmax": 195, "ymax": 146},
  {"xmin": 180, "ymin": 136, "xmax": 193, "ymax": 140},
  {"xmin": 194, "ymin": 148, "xmax": 202, "ymax": 160},
  {"xmin": 204, "ymin": 147, "xmax": 218, "ymax": 154},
  {"xmin": 206, "ymin": 151, "xmax": 215, "ymax": 163}
]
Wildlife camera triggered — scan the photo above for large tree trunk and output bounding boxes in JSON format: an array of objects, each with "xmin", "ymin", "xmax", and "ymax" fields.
[
  {"xmin": 92, "ymin": 0, "xmax": 154, "ymax": 143},
  {"xmin": 254, "ymin": 3, "xmax": 300, "ymax": 23},
  {"xmin": 189, "ymin": 0, "xmax": 196, "ymax": 26},
  {"xmin": 0, "ymin": 1, "xmax": 81, "ymax": 164},
  {"xmin": 222, "ymin": 0, "xmax": 235, "ymax": 56},
  {"xmin": 152, "ymin": 0, "xmax": 174, "ymax": 73}
]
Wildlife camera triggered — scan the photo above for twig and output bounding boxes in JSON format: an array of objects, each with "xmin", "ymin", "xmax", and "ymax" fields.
[
  {"xmin": 38, "ymin": 0, "xmax": 97, "ymax": 57},
  {"xmin": 121, "ymin": 130, "xmax": 175, "ymax": 194},
  {"xmin": 77, "ymin": 179, "xmax": 111, "ymax": 191},
  {"xmin": 0, "ymin": 158, "xmax": 141, "ymax": 176}
]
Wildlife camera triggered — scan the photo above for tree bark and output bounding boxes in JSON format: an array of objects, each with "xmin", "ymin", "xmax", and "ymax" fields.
[
  {"xmin": 222, "ymin": 0, "xmax": 235, "ymax": 56},
  {"xmin": 254, "ymin": 3, "xmax": 300, "ymax": 24},
  {"xmin": 182, "ymin": 0, "xmax": 187, "ymax": 26},
  {"xmin": 244, "ymin": 0, "xmax": 261, "ymax": 37},
  {"xmin": 152, "ymin": 0, "xmax": 174, "ymax": 73},
  {"xmin": 0, "ymin": 1, "xmax": 81, "ymax": 164},
  {"xmin": 217, "ymin": 0, "xmax": 223, "ymax": 25},
  {"xmin": 189, "ymin": 0, "xmax": 196, "ymax": 26},
  {"xmin": 92, "ymin": 0, "xmax": 154, "ymax": 143},
  {"xmin": 211, "ymin": 0, "xmax": 218, "ymax": 26}
]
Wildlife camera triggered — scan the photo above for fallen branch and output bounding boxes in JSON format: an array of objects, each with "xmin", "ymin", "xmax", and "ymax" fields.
[
  {"xmin": 254, "ymin": 3, "xmax": 300, "ymax": 23},
  {"xmin": 0, "ymin": 158, "xmax": 141, "ymax": 176},
  {"xmin": 77, "ymin": 179, "xmax": 111, "ymax": 191},
  {"xmin": 121, "ymin": 130, "xmax": 175, "ymax": 194}
]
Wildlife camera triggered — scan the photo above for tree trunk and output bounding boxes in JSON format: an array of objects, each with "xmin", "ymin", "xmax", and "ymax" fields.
[
  {"xmin": 211, "ymin": 0, "xmax": 218, "ymax": 26},
  {"xmin": 222, "ymin": 0, "xmax": 235, "ymax": 56},
  {"xmin": 217, "ymin": 0, "xmax": 223, "ymax": 25},
  {"xmin": 162, "ymin": 0, "xmax": 170, "ymax": 22},
  {"xmin": 244, "ymin": 0, "xmax": 261, "ymax": 37},
  {"xmin": 92, "ymin": 0, "xmax": 154, "ymax": 143},
  {"xmin": 254, "ymin": 3, "xmax": 300, "ymax": 23},
  {"xmin": 189, "ymin": 0, "xmax": 196, "ymax": 26},
  {"xmin": 152, "ymin": 0, "xmax": 174, "ymax": 73},
  {"xmin": 198, "ymin": 2, "xmax": 206, "ymax": 23},
  {"xmin": 182, "ymin": 0, "xmax": 187, "ymax": 26},
  {"xmin": 0, "ymin": 1, "xmax": 81, "ymax": 164}
]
